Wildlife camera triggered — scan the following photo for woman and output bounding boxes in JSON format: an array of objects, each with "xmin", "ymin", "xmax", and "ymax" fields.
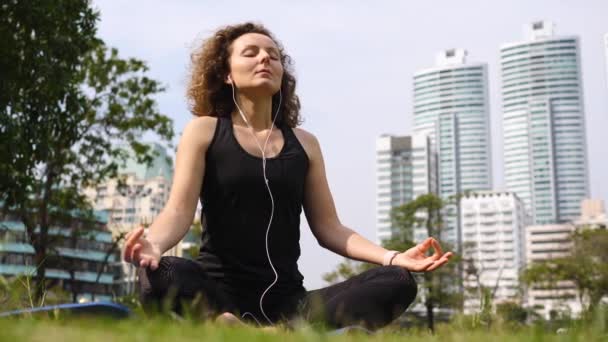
[{"xmin": 123, "ymin": 22, "xmax": 453, "ymax": 330}]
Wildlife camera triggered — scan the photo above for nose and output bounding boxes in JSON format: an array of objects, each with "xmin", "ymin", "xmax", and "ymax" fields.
[{"xmin": 259, "ymin": 50, "xmax": 271, "ymax": 65}]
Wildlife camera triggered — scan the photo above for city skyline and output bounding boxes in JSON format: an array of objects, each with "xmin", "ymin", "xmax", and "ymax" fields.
[{"xmin": 93, "ymin": 0, "xmax": 608, "ymax": 289}]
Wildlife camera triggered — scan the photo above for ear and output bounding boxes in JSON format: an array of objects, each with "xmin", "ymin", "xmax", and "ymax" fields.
[{"xmin": 225, "ymin": 74, "xmax": 232, "ymax": 85}]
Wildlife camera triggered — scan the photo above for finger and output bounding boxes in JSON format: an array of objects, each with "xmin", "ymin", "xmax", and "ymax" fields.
[
  {"xmin": 426, "ymin": 259, "xmax": 446, "ymax": 271},
  {"xmin": 427, "ymin": 253, "xmax": 453, "ymax": 271},
  {"xmin": 417, "ymin": 238, "xmax": 433, "ymax": 254},
  {"xmin": 427, "ymin": 257, "xmax": 449, "ymax": 271},
  {"xmin": 422, "ymin": 254, "xmax": 447, "ymax": 271},
  {"xmin": 432, "ymin": 252, "xmax": 453, "ymax": 265},
  {"xmin": 431, "ymin": 238, "xmax": 444, "ymax": 256},
  {"xmin": 122, "ymin": 244, "xmax": 132, "ymax": 263},
  {"xmin": 125, "ymin": 227, "xmax": 144, "ymax": 252},
  {"xmin": 421, "ymin": 255, "xmax": 439, "ymax": 264},
  {"xmin": 122, "ymin": 246, "xmax": 129, "ymax": 262},
  {"xmin": 130, "ymin": 243, "xmax": 142, "ymax": 266},
  {"xmin": 140, "ymin": 258, "xmax": 149, "ymax": 268},
  {"xmin": 150, "ymin": 258, "xmax": 159, "ymax": 271},
  {"xmin": 123, "ymin": 228, "xmax": 136, "ymax": 247},
  {"xmin": 420, "ymin": 260, "xmax": 435, "ymax": 271},
  {"xmin": 124, "ymin": 228, "xmax": 144, "ymax": 260},
  {"xmin": 412, "ymin": 259, "xmax": 434, "ymax": 272}
]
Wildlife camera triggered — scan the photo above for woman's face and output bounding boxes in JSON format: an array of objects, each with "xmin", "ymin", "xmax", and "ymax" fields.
[{"xmin": 227, "ymin": 33, "xmax": 283, "ymax": 96}]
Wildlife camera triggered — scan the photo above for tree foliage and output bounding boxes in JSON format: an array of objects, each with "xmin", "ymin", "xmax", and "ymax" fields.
[
  {"xmin": 522, "ymin": 228, "xmax": 608, "ymax": 316},
  {"xmin": 0, "ymin": 0, "xmax": 174, "ymax": 300}
]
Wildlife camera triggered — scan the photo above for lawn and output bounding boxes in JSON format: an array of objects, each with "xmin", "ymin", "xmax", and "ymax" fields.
[{"xmin": 0, "ymin": 316, "xmax": 605, "ymax": 342}]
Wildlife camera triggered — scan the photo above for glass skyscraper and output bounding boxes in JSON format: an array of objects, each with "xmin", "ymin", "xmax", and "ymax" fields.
[
  {"xmin": 500, "ymin": 21, "xmax": 589, "ymax": 224},
  {"xmin": 413, "ymin": 49, "xmax": 493, "ymax": 245}
]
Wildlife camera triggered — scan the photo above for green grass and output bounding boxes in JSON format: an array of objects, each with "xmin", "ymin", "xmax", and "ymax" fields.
[{"xmin": 0, "ymin": 316, "xmax": 605, "ymax": 342}]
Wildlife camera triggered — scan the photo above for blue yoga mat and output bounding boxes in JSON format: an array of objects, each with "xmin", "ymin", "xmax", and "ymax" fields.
[{"xmin": 0, "ymin": 301, "xmax": 131, "ymax": 318}]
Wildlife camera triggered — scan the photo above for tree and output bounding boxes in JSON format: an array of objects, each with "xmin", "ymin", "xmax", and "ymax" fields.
[
  {"xmin": 322, "ymin": 193, "xmax": 462, "ymax": 331},
  {"xmin": 91, "ymin": 231, "xmax": 127, "ymax": 301},
  {"xmin": 522, "ymin": 228, "xmax": 608, "ymax": 317},
  {"xmin": 495, "ymin": 301, "xmax": 529, "ymax": 326},
  {"xmin": 0, "ymin": 1, "xmax": 174, "ymax": 301},
  {"xmin": 461, "ymin": 240, "xmax": 511, "ymax": 327},
  {"xmin": 392, "ymin": 194, "xmax": 462, "ymax": 332}
]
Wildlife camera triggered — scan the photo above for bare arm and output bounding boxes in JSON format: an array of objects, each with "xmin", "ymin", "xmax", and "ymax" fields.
[
  {"xmin": 146, "ymin": 117, "xmax": 216, "ymax": 253},
  {"xmin": 123, "ymin": 117, "xmax": 217, "ymax": 268},
  {"xmin": 298, "ymin": 129, "xmax": 387, "ymax": 265},
  {"xmin": 298, "ymin": 129, "xmax": 452, "ymax": 271}
]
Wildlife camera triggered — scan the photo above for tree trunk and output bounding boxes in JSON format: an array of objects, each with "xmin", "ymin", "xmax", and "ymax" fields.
[
  {"xmin": 33, "ymin": 165, "xmax": 56, "ymax": 303},
  {"xmin": 33, "ymin": 248, "xmax": 47, "ymax": 303},
  {"xmin": 423, "ymin": 207, "xmax": 436, "ymax": 331},
  {"xmin": 70, "ymin": 270, "xmax": 78, "ymax": 303},
  {"xmin": 425, "ymin": 273, "xmax": 435, "ymax": 332},
  {"xmin": 92, "ymin": 233, "xmax": 125, "ymax": 301}
]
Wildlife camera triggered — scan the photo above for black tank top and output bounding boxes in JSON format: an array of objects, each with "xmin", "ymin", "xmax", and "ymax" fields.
[{"xmin": 197, "ymin": 116, "xmax": 309, "ymax": 298}]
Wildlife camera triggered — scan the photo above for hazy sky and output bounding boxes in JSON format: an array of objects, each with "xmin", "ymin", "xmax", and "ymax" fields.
[{"xmin": 94, "ymin": 0, "xmax": 608, "ymax": 289}]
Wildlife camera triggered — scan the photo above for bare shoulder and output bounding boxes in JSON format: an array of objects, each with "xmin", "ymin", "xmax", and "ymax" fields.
[
  {"xmin": 292, "ymin": 127, "xmax": 322, "ymax": 161},
  {"xmin": 181, "ymin": 116, "xmax": 218, "ymax": 149}
]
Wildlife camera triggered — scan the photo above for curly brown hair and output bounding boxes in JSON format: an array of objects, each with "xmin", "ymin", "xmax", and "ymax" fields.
[{"xmin": 187, "ymin": 22, "xmax": 302, "ymax": 128}]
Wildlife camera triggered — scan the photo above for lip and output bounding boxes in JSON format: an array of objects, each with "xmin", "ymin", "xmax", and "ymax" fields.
[{"xmin": 255, "ymin": 68, "xmax": 272, "ymax": 76}]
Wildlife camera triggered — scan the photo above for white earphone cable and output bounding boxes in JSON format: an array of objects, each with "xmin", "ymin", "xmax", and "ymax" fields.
[{"xmin": 231, "ymin": 80, "xmax": 282, "ymax": 325}]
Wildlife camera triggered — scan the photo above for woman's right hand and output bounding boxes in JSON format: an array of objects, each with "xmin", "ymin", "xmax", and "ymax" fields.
[{"xmin": 122, "ymin": 226, "xmax": 162, "ymax": 270}]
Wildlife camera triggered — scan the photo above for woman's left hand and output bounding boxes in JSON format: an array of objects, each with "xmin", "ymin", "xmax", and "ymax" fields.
[{"xmin": 391, "ymin": 237, "xmax": 453, "ymax": 272}]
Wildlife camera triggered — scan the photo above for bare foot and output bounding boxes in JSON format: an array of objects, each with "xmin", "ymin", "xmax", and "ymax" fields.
[
  {"xmin": 215, "ymin": 312, "xmax": 243, "ymax": 325},
  {"xmin": 215, "ymin": 312, "xmax": 280, "ymax": 332}
]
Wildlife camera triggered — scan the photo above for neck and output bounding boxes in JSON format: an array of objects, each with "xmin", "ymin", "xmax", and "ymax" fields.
[{"xmin": 231, "ymin": 91, "xmax": 274, "ymax": 132}]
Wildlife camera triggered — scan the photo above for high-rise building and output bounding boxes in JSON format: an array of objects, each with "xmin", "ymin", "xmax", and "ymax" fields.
[
  {"xmin": 0, "ymin": 211, "xmax": 119, "ymax": 302},
  {"xmin": 460, "ymin": 191, "xmax": 528, "ymax": 313},
  {"xmin": 375, "ymin": 134, "xmax": 436, "ymax": 242},
  {"xmin": 500, "ymin": 21, "xmax": 589, "ymax": 224},
  {"xmin": 83, "ymin": 143, "xmax": 187, "ymax": 294},
  {"xmin": 413, "ymin": 48, "xmax": 493, "ymax": 244}
]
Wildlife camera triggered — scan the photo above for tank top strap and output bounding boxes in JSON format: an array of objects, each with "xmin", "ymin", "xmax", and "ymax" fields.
[
  {"xmin": 217, "ymin": 115, "xmax": 232, "ymax": 135},
  {"xmin": 208, "ymin": 115, "xmax": 232, "ymax": 149}
]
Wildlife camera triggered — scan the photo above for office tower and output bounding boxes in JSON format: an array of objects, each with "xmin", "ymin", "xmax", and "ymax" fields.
[
  {"xmin": 413, "ymin": 48, "xmax": 492, "ymax": 245},
  {"xmin": 500, "ymin": 21, "xmax": 589, "ymax": 224}
]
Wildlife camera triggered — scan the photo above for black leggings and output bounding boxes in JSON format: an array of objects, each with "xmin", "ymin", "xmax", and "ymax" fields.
[{"xmin": 137, "ymin": 256, "xmax": 417, "ymax": 330}]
